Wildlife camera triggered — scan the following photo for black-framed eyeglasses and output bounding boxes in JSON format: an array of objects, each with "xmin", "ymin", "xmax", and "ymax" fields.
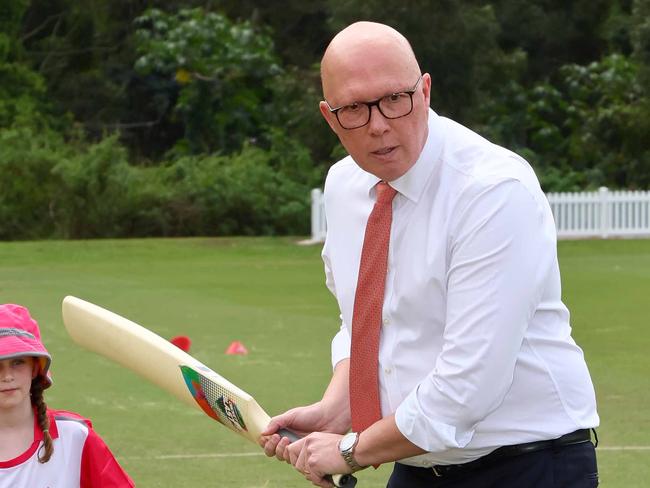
[{"xmin": 325, "ymin": 75, "xmax": 423, "ymax": 130}]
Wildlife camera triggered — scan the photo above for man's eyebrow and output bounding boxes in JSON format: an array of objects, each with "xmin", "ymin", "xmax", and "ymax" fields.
[{"xmin": 341, "ymin": 86, "xmax": 412, "ymax": 106}]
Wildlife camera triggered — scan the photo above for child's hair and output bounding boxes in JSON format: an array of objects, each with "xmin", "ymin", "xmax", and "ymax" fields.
[{"xmin": 31, "ymin": 378, "xmax": 53, "ymax": 463}]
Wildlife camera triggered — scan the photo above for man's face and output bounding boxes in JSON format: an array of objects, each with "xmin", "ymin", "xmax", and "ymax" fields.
[{"xmin": 320, "ymin": 60, "xmax": 431, "ymax": 182}]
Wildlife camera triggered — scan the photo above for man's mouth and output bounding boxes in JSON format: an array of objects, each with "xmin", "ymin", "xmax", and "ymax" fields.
[{"xmin": 372, "ymin": 146, "xmax": 397, "ymax": 156}]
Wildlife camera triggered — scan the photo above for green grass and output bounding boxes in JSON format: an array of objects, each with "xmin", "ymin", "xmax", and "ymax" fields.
[{"xmin": 0, "ymin": 237, "xmax": 648, "ymax": 487}]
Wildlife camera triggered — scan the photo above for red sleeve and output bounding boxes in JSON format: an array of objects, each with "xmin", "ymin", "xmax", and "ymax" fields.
[{"xmin": 80, "ymin": 427, "xmax": 135, "ymax": 488}]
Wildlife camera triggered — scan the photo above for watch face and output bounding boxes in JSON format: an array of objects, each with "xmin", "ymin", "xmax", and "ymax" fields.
[{"xmin": 340, "ymin": 432, "xmax": 357, "ymax": 451}]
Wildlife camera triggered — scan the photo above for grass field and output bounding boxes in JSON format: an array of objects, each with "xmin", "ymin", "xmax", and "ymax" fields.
[{"xmin": 0, "ymin": 237, "xmax": 648, "ymax": 487}]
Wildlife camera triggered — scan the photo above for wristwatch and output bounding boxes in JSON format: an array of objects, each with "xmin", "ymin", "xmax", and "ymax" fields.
[{"xmin": 339, "ymin": 432, "xmax": 364, "ymax": 472}]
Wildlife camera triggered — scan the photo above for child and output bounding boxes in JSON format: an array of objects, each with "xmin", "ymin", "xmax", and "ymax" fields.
[{"xmin": 0, "ymin": 303, "xmax": 135, "ymax": 487}]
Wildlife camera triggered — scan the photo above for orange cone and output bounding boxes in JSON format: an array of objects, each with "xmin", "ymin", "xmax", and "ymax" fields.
[
  {"xmin": 225, "ymin": 340, "xmax": 249, "ymax": 355},
  {"xmin": 170, "ymin": 335, "xmax": 191, "ymax": 352}
]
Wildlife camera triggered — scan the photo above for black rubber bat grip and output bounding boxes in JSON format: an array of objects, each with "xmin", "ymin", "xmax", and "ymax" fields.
[{"xmin": 278, "ymin": 428, "xmax": 358, "ymax": 487}]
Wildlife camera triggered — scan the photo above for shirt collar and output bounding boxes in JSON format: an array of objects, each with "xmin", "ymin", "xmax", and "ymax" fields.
[{"xmin": 33, "ymin": 407, "xmax": 60, "ymax": 441}]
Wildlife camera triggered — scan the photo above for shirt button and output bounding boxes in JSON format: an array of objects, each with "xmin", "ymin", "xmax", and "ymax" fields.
[
  {"xmin": 383, "ymin": 317, "xmax": 390, "ymax": 325},
  {"xmin": 384, "ymin": 367, "xmax": 392, "ymax": 374}
]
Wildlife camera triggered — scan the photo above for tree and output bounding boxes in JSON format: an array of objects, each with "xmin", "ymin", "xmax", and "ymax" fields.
[
  {"xmin": 0, "ymin": 0, "xmax": 52, "ymax": 128},
  {"xmin": 492, "ymin": 0, "xmax": 617, "ymax": 81},
  {"xmin": 481, "ymin": 54, "xmax": 650, "ymax": 190},
  {"xmin": 325, "ymin": 0, "xmax": 511, "ymax": 124},
  {"xmin": 133, "ymin": 7, "xmax": 282, "ymax": 155},
  {"xmin": 632, "ymin": 0, "xmax": 650, "ymax": 91},
  {"xmin": 215, "ymin": 0, "xmax": 332, "ymax": 69}
]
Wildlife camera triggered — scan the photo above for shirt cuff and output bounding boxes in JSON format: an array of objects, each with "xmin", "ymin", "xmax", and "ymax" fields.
[{"xmin": 395, "ymin": 386, "xmax": 474, "ymax": 452}]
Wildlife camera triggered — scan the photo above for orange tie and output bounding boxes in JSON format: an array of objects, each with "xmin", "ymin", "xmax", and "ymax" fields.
[{"xmin": 350, "ymin": 181, "xmax": 398, "ymax": 433}]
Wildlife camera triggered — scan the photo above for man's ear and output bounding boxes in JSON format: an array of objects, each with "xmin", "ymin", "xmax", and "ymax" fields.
[
  {"xmin": 421, "ymin": 73, "xmax": 432, "ymax": 107},
  {"xmin": 319, "ymin": 101, "xmax": 340, "ymax": 134}
]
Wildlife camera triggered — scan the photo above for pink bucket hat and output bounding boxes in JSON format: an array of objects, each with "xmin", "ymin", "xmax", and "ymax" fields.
[{"xmin": 0, "ymin": 304, "xmax": 52, "ymax": 388}]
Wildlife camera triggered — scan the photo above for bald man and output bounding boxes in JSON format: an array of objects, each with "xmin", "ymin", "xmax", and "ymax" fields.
[{"xmin": 261, "ymin": 22, "xmax": 599, "ymax": 488}]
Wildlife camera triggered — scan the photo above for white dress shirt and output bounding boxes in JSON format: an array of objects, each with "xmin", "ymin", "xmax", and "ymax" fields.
[{"xmin": 323, "ymin": 109, "xmax": 599, "ymax": 466}]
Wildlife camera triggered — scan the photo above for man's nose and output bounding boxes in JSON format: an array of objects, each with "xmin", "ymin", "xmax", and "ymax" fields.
[{"xmin": 367, "ymin": 105, "xmax": 390, "ymax": 134}]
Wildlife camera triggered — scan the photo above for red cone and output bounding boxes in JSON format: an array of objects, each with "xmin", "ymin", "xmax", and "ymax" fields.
[
  {"xmin": 170, "ymin": 335, "xmax": 191, "ymax": 352},
  {"xmin": 225, "ymin": 340, "xmax": 249, "ymax": 355}
]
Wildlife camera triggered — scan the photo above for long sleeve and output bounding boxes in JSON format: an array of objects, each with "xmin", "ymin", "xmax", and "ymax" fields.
[{"xmin": 395, "ymin": 179, "xmax": 555, "ymax": 452}]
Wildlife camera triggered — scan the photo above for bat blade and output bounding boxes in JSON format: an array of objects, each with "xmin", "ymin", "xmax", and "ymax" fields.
[{"xmin": 61, "ymin": 295, "xmax": 270, "ymax": 443}]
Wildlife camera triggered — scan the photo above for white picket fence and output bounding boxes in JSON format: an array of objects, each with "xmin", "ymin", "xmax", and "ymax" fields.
[
  {"xmin": 309, "ymin": 187, "xmax": 650, "ymax": 242},
  {"xmin": 548, "ymin": 187, "xmax": 650, "ymax": 238}
]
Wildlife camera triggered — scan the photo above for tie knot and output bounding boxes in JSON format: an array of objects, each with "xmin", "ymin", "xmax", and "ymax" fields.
[{"xmin": 376, "ymin": 182, "xmax": 397, "ymax": 204}]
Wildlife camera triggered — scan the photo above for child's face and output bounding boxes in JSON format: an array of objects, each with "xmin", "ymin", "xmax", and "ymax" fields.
[{"xmin": 0, "ymin": 357, "xmax": 37, "ymax": 410}]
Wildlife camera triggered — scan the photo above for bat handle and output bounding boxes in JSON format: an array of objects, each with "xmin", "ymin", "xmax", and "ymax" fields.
[
  {"xmin": 277, "ymin": 429, "xmax": 358, "ymax": 488},
  {"xmin": 331, "ymin": 473, "xmax": 358, "ymax": 488}
]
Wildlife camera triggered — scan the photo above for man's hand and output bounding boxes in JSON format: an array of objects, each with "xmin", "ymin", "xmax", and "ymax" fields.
[
  {"xmin": 259, "ymin": 401, "xmax": 347, "ymax": 459},
  {"xmin": 287, "ymin": 432, "xmax": 354, "ymax": 487},
  {"xmin": 259, "ymin": 360, "xmax": 354, "ymax": 485},
  {"xmin": 259, "ymin": 400, "xmax": 356, "ymax": 486}
]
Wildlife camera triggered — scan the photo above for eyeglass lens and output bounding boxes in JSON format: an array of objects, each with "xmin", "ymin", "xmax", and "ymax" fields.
[{"xmin": 337, "ymin": 93, "xmax": 414, "ymax": 129}]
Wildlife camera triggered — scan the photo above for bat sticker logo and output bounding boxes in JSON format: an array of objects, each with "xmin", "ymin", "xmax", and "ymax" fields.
[
  {"xmin": 180, "ymin": 365, "xmax": 247, "ymax": 432},
  {"xmin": 215, "ymin": 396, "xmax": 247, "ymax": 431}
]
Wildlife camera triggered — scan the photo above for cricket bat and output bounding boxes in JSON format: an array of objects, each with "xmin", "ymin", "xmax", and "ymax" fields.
[{"xmin": 61, "ymin": 296, "xmax": 356, "ymax": 487}]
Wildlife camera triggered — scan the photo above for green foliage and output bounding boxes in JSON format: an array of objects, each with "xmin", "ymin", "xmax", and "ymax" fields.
[
  {"xmin": 560, "ymin": 55, "xmax": 650, "ymax": 188},
  {"xmin": 0, "ymin": 0, "xmax": 55, "ymax": 130},
  {"xmin": 327, "ymin": 0, "xmax": 507, "ymax": 123},
  {"xmin": 0, "ymin": 125, "xmax": 153, "ymax": 240},
  {"xmin": 216, "ymin": 1, "xmax": 332, "ymax": 68},
  {"xmin": 632, "ymin": 0, "xmax": 650, "ymax": 90},
  {"xmin": 2, "ymin": 0, "xmax": 650, "ymax": 238},
  {"xmin": 157, "ymin": 131, "xmax": 316, "ymax": 236},
  {"xmin": 52, "ymin": 134, "xmax": 159, "ymax": 238},
  {"xmin": 134, "ymin": 8, "xmax": 282, "ymax": 154},
  {"xmin": 492, "ymin": 0, "xmax": 615, "ymax": 79},
  {"xmin": 0, "ymin": 0, "xmax": 30, "ymax": 39},
  {"xmin": 19, "ymin": 0, "xmax": 199, "ymax": 158},
  {"xmin": 0, "ymin": 62, "xmax": 48, "ymax": 128},
  {"xmin": 0, "ymin": 122, "xmax": 314, "ymax": 239},
  {"xmin": 0, "ymin": 123, "xmax": 67, "ymax": 239},
  {"xmin": 265, "ymin": 65, "xmax": 338, "ymax": 170},
  {"xmin": 481, "ymin": 54, "xmax": 650, "ymax": 190}
]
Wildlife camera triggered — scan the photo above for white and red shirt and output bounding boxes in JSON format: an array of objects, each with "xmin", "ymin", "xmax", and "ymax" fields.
[{"xmin": 0, "ymin": 409, "xmax": 135, "ymax": 487}]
